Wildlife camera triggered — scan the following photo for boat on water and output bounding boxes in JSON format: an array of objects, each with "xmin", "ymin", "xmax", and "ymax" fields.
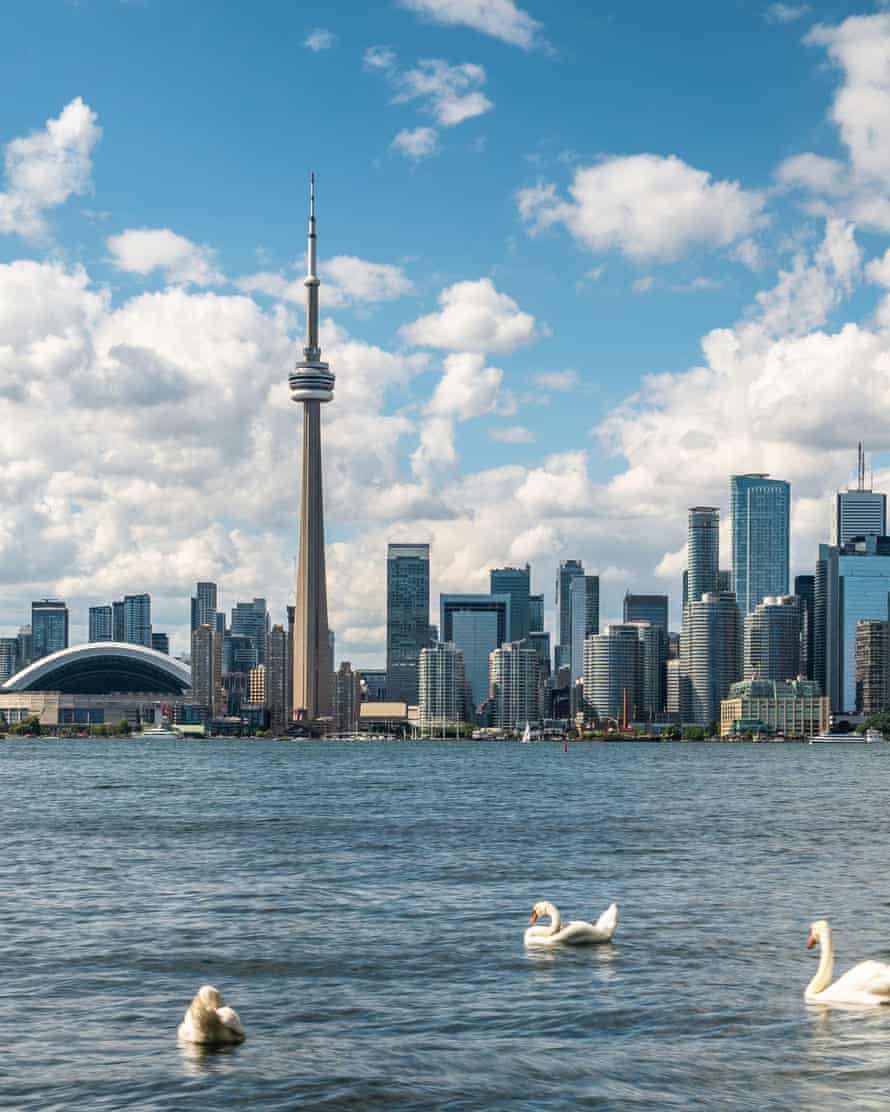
[
  {"xmin": 140, "ymin": 722, "xmax": 182, "ymax": 739},
  {"xmin": 807, "ymin": 730, "xmax": 871, "ymax": 745},
  {"xmin": 520, "ymin": 722, "xmax": 533, "ymax": 744}
]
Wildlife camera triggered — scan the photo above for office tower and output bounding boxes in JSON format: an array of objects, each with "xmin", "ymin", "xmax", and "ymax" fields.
[
  {"xmin": 359, "ymin": 669, "xmax": 387, "ymax": 701},
  {"xmin": 569, "ymin": 575, "xmax": 599, "ymax": 683},
  {"xmin": 627, "ymin": 621, "xmax": 663, "ymax": 720},
  {"xmin": 112, "ymin": 600, "xmax": 125, "ymax": 642},
  {"xmin": 231, "ymin": 599, "xmax": 269, "ymax": 665},
  {"xmin": 489, "ymin": 641, "xmax": 540, "ymax": 730},
  {"xmin": 555, "ymin": 560, "xmax": 585, "ymax": 664},
  {"xmin": 419, "ymin": 642, "xmax": 466, "ymax": 734},
  {"xmin": 682, "ymin": 592, "xmax": 743, "ymax": 726},
  {"xmin": 225, "ymin": 633, "xmax": 257, "ymax": 675},
  {"xmin": 123, "ymin": 593, "xmax": 152, "ymax": 647},
  {"xmin": 386, "ymin": 542, "xmax": 430, "ymax": 706},
  {"xmin": 717, "ymin": 570, "xmax": 732, "ymax": 593},
  {"xmin": 266, "ymin": 625, "xmax": 289, "ymax": 734},
  {"xmin": 731, "ymin": 474, "xmax": 791, "ymax": 614},
  {"xmin": 248, "ymin": 664, "xmax": 266, "ymax": 705},
  {"xmin": 820, "ymin": 535, "xmax": 890, "ymax": 713},
  {"xmin": 16, "ymin": 626, "xmax": 32, "ymax": 670},
  {"xmin": 89, "ymin": 605, "xmax": 113, "ymax": 642},
  {"xmin": 687, "ymin": 508, "xmax": 719, "ymax": 605},
  {"xmin": 855, "ymin": 620, "xmax": 889, "ymax": 715},
  {"xmin": 290, "ymin": 177, "xmax": 335, "ymax": 723},
  {"xmin": 31, "ymin": 599, "xmax": 68, "ymax": 661},
  {"xmin": 191, "ymin": 581, "xmax": 218, "ymax": 632},
  {"xmin": 744, "ymin": 596, "xmax": 801, "ymax": 682},
  {"xmin": 0, "ymin": 638, "xmax": 18, "ymax": 682},
  {"xmin": 529, "ymin": 594, "xmax": 544, "ymax": 633},
  {"xmin": 332, "ymin": 661, "xmax": 361, "ymax": 733},
  {"xmin": 151, "ymin": 632, "xmax": 170, "ymax": 655},
  {"xmin": 528, "ymin": 631, "xmax": 551, "ymax": 679},
  {"xmin": 583, "ymin": 624, "xmax": 641, "ymax": 723},
  {"xmin": 191, "ymin": 624, "xmax": 216, "ymax": 717},
  {"xmin": 490, "ymin": 565, "xmax": 531, "ymax": 643},
  {"xmin": 794, "ymin": 574, "xmax": 815, "ymax": 680},
  {"xmin": 834, "ymin": 444, "xmax": 886, "ymax": 544},
  {"xmin": 440, "ymin": 593, "xmax": 510, "ymax": 713},
  {"xmin": 623, "ymin": 593, "xmax": 669, "ymax": 634}
]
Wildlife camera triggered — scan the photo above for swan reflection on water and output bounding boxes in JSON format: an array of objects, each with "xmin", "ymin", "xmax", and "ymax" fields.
[
  {"xmin": 177, "ymin": 1038, "xmax": 243, "ymax": 1077},
  {"xmin": 524, "ymin": 941, "xmax": 618, "ymax": 967}
]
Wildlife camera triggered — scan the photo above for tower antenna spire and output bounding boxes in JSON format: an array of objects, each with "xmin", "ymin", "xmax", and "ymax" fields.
[{"xmin": 304, "ymin": 172, "xmax": 320, "ymax": 360}]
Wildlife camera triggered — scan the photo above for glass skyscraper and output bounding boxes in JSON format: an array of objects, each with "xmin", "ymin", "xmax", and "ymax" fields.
[
  {"xmin": 834, "ymin": 490, "xmax": 887, "ymax": 545},
  {"xmin": 123, "ymin": 593, "xmax": 152, "ymax": 647},
  {"xmin": 231, "ymin": 599, "xmax": 269, "ymax": 665},
  {"xmin": 687, "ymin": 508, "xmax": 719, "ymax": 605},
  {"xmin": 489, "ymin": 565, "xmax": 531, "ymax": 643},
  {"xmin": 440, "ymin": 594, "xmax": 510, "ymax": 713},
  {"xmin": 555, "ymin": 559, "xmax": 585, "ymax": 668},
  {"xmin": 386, "ymin": 543, "xmax": 430, "ymax": 706},
  {"xmin": 623, "ymin": 593, "xmax": 668, "ymax": 634},
  {"xmin": 191, "ymin": 581, "xmax": 218, "ymax": 632},
  {"xmin": 731, "ymin": 474, "xmax": 790, "ymax": 615},
  {"xmin": 31, "ymin": 599, "xmax": 69, "ymax": 661},
  {"xmin": 569, "ymin": 575, "xmax": 599, "ymax": 683},
  {"xmin": 89, "ymin": 605, "xmax": 113, "ymax": 642}
]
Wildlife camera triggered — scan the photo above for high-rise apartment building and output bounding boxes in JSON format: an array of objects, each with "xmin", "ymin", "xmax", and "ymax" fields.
[
  {"xmin": 333, "ymin": 661, "xmax": 361, "ymax": 734},
  {"xmin": 123, "ymin": 593, "xmax": 152, "ymax": 647},
  {"xmin": 583, "ymin": 624, "xmax": 641, "ymax": 723},
  {"xmin": 266, "ymin": 624, "xmax": 289, "ymax": 734},
  {"xmin": 191, "ymin": 581, "xmax": 218, "ymax": 632},
  {"xmin": 489, "ymin": 565, "xmax": 531, "ymax": 643},
  {"xmin": 626, "ymin": 620, "xmax": 664, "ymax": 720},
  {"xmin": 623, "ymin": 593, "xmax": 669, "ymax": 634},
  {"xmin": 731, "ymin": 474, "xmax": 790, "ymax": 614},
  {"xmin": 528, "ymin": 631, "xmax": 551, "ymax": 679},
  {"xmin": 529, "ymin": 594, "xmax": 544, "ymax": 633},
  {"xmin": 489, "ymin": 641, "xmax": 540, "ymax": 730},
  {"xmin": 682, "ymin": 592, "xmax": 743, "ymax": 727},
  {"xmin": 794, "ymin": 574, "xmax": 815, "ymax": 680},
  {"xmin": 190, "ymin": 624, "xmax": 217, "ymax": 719},
  {"xmin": 231, "ymin": 599, "xmax": 269, "ymax": 665},
  {"xmin": 419, "ymin": 642, "xmax": 466, "ymax": 734},
  {"xmin": 89, "ymin": 605, "xmax": 113, "ymax": 642},
  {"xmin": 569, "ymin": 575, "xmax": 599, "ymax": 683},
  {"xmin": 555, "ymin": 559, "xmax": 585, "ymax": 667},
  {"xmin": 31, "ymin": 600, "xmax": 68, "ymax": 661},
  {"xmin": 16, "ymin": 626, "xmax": 32, "ymax": 670},
  {"xmin": 386, "ymin": 543, "xmax": 430, "ymax": 706},
  {"xmin": 744, "ymin": 595, "xmax": 801, "ymax": 682},
  {"xmin": 855, "ymin": 620, "xmax": 888, "ymax": 716},
  {"xmin": 151, "ymin": 632, "xmax": 169, "ymax": 655},
  {"xmin": 0, "ymin": 638, "xmax": 18, "ymax": 683},
  {"xmin": 248, "ymin": 664, "xmax": 266, "ymax": 705},
  {"xmin": 440, "ymin": 594, "xmax": 510, "ymax": 713},
  {"xmin": 112, "ymin": 600, "xmax": 125, "ymax": 642},
  {"xmin": 687, "ymin": 509, "xmax": 719, "ymax": 605}
]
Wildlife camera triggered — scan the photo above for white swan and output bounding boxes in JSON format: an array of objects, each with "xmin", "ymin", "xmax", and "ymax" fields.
[
  {"xmin": 177, "ymin": 985, "xmax": 246, "ymax": 1044},
  {"xmin": 524, "ymin": 900, "xmax": 618, "ymax": 946},
  {"xmin": 805, "ymin": 920, "xmax": 890, "ymax": 1006}
]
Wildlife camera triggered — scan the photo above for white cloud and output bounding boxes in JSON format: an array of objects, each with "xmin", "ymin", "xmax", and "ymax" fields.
[
  {"xmin": 518, "ymin": 155, "xmax": 766, "ymax": 262},
  {"xmin": 401, "ymin": 277, "xmax": 538, "ymax": 352},
  {"xmin": 107, "ymin": 228, "xmax": 223, "ymax": 286},
  {"xmin": 764, "ymin": 3, "xmax": 810, "ymax": 24},
  {"xmin": 398, "ymin": 0, "xmax": 543, "ymax": 50},
  {"xmin": 489, "ymin": 424, "xmax": 534, "ymax": 443},
  {"xmin": 0, "ymin": 97, "xmax": 101, "ymax": 240},
  {"xmin": 304, "ymin": 28, "xmax": 335, "ymax": 51},
  {"xmin": 534, "ymin": 369, "xmax": 578, "ymax": 391},
  {"xmin": 632, "ymin": 276, "xmax": 655, "ymax": 293},
  {"xmin": 364, "ymin": 45, "xmax": 397, "ymax": 69},
  {"xmin": 395, "ymin": 59, "xmax": 492, "ymax": 126},
  {"xmin": 237, "ymin": 255, "xmax": 413, "ymax": 306},
  {"xmin": 426, "ymin": 351, "xmax": 503, "ymax": 419},
  {"xmin": 392, "ymin": 126, "xmax": 439, "ymax": 160}
]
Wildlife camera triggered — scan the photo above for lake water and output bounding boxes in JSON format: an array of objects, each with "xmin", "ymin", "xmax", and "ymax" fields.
[{"xmin": 2, "ymin": 738, "xmax": 889, "ymax": 1110}]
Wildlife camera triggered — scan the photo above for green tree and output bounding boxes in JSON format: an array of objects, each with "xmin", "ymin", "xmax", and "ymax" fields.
[{"xmin": 682, "ymin": 725, "xmax": 705, "ymax": 741}]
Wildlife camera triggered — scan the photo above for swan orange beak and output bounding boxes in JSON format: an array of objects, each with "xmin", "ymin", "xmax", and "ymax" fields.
[
  {"xmin": 528, "ymin": 911, "xmax": 538, "ymax": 925},
  {"xmin": 807, "ymin": 933, "xmax": 817, "ymax": 949}
]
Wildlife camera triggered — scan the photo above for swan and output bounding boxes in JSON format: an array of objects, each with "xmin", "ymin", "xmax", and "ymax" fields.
[
  {"xmin": 805, "ymin": 920, "xmax": 890, "ymax": 1006},
  {"xmin": 524, "ymin": 900, "xmax": 618, "ymax": 946},
  {"xmin": 177, "ymin": 985, "xmax": 246, "ymax": 1044}
]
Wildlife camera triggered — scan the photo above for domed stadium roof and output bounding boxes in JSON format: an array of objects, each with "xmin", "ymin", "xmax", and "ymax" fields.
[{"xmin": 2, "ymin": 642, "xmax": 191, "ymax": 695}]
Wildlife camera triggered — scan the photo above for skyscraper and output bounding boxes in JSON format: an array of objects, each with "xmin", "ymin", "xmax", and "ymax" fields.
[
  {"xmin": 112, "ymin": 600, "xmax": 125, "ymax": 642},
  {"xmin": 290, "ymin": 175, "xmax": 335, "ymax": 722},
  {"xmin": 834, "ymin": 444, "xmax": 886, "ymax": 545},
  {"xmin": 190, "ymin": 624, "xmax": 216, "ymax": 718},
  {"xmin": 489, "ymin": 565, "xmax": 531, "ymax": 643},
  {"xmin": 686, "ymin": 508, "xmax": 719, "ymax": 605},
  {"xmin": 191, "ymin": 581, "xmax": 218, "ymax": 632},
  {"xmin": 440, "ymin": 593, "xmax": 510, "ymax": 713},
  {"xmin": 855, "ymin": 620, "xmax": 888, "ymax": 716},
  {"xmin": 89, "ymin": 605, "xmax": 113, "ymax": 642},
  {"xmin": 583, "ymin": 624, "xmax": 641, "ymax": 723},
  {"xmin": 332, "ymin": 661, "xmax": 361, "ymax": 734},
  {"xmin": 682, "ymin": 592, "xmax": 743, "ymax": 726},
  {"xmin": 231, "ymin": 599, "xmax": 269, "ymax": 665},
  {"xmin": 555, "ymin": 560, "xmax": 584, "ymax": 670},
  {"xmin": 489, "ymin": 641, "xmax": 539, "ymax": 729},
  {"xmin": 731, "ymin": 474, "xmax": 790, "ymax": 614},
  {"xmin": 623, "ymin": 593, "xmax": 669, "ymax": 634},
  {"xmin": 266, "ymin": 624, "xmax": 289, "ymax": 734},
  {"xmin": 529, "ymin": 593, "xmax": 544, "ymax": 633},
  {"xmin": 151, "ymin": 632, "xmax": 170, "ymax": 655},
  {"xmin": 386, "ymin": 542, "xmax": 430, "ymax": 706},
  {"xmin": 31, "ymin": 600, "xmax": 68, "ymax": 661},
  {"xmin": 123, "ymin": 593, "xmax": 152, "ymax": 647},
  {"xmin": 743, "ymin": 595, "xmax": 801, "ymax": 682},
  {"xmin": 569, "ymin": 574, "xmax": 599, "ymax": 683},
  {"xmin": 794, "ymin": 573, "xmax": 815, "ymax": 680},
  {"xmin": 0, "ymin": 638, "xmax": 18, "ymax": 682},
  {"xmin": 419, "ymin": 642, "xmax": 466, "ymax": 734}
]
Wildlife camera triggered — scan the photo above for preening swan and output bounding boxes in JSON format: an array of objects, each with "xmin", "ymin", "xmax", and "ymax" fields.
[
  {"xmin": 524, "ymin": 900, "xmax": 618, "ymax": 946},
  {"xmin": 177, "ymin": 985, "xmax": 246, "ymax": 1044},
  {"xmin": 805, "ymin": 920, "xmax": 890, "ymax": 1006}
]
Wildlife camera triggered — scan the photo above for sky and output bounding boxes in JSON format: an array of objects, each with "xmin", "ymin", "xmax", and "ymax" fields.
[{"xmin": 2, "ymin": 0, "xmax": 890, "ymax": 665}]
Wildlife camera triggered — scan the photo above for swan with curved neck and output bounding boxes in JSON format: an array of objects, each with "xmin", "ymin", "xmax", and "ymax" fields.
[
  {"xmin": 524, "ymin": 900, "xmax": 618, "ymax": 946},
  {"xmin": 177, "ymin": 985, "xmax": 246, "ymax": 1044},
  {"xmin": 805, "ymin": 920, "xmax": 890, "ymax": 1006}
]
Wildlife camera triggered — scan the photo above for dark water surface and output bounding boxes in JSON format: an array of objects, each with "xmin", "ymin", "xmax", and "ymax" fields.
[{"xmin": 2, "ymin": 738, "xmax": 890, "ymax": 1110}]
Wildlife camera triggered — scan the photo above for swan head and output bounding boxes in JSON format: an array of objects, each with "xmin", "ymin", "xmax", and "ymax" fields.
[
  {"xmin": 196, "ymin": 985, "xmax": 224, "ymax": 1008},
  {"xmin": 807, "ymin": 919, "xmax": 830, "ymax": 949},
  {"xmin": 529, "ymin": 900, "xmax": 559, "ymax": 927}
]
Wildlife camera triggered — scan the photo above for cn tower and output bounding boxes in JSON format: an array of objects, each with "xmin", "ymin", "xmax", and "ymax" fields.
[{"xmin": 289, "ymin": 174, "xmax": 335, "ymax": 722}]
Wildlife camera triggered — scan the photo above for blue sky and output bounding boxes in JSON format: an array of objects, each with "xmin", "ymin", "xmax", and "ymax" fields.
[{"xmin": 2, "ymin": 0, "xmax": 890, "ymax": 663}]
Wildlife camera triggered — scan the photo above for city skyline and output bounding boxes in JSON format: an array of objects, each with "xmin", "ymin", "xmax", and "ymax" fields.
[{"xmin": 4, "ymin": 3, "xmax": 890, "ymax": 668}]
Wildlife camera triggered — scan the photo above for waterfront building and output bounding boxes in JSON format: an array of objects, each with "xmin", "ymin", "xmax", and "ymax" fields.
[
  {"xmin": 583, "ymin": 624, "xmax": 641, "ymax": 723},
  {"xmin": 231, "ymin": 599, "xmax": 269, "ymax": 666},
  {"xmin": 151, "ymin": 633, "xmax": 169, "ymax": 655},
  {"xmin": 834, "ymin": 446, "xmax": 886, "ymax": 545},
  {"xmin": 687, "ymin": 509, "xmax": 719, "ymax": 605},
  {"xmin": 191, "ymin": 623, "xmax": 223, "ymax": 719},
  {"xmin": 419, "ymin": 642, "xmax": 466, "ymax": 734},
  {"xmin": 0, "ymin": 638, "xmax": 17, "ymax": 683},
  {"xmin": 731, "ymin": 474, "xmax": 790, "ymax": 614},
  {"xmin": 627, "ymin": 620, "xmax": 664, "ymax": 720},
  {"xmin": 855, "ymin": 620, "xmax": 889, "ymax": 716},
  {"xmin": 112, "ymin": 600, "xmax": 125, "ymax": 642},
  {"xmin": 490, "ymin": 565, "xmax": 531, "ymax": 643},
  {"xmin": 89, "ymin": 606, "xmax": 113, "ymax": 643},
  {"xmin": 569, "ymin": 575, "xmax": 599, "ymax": 683},
  {"xmin": 248, "ymin": 664, "xmax": 266, "ymax": 706},
  {"xmin": 665, "ymin": 656, "xmax": 681, "ymax": 717},
  {"xmin": 386, "ymin": 542, "xmax": 431, "ymax": 707},
  {"xmin": 555, "ymin": 559, "xmax": 585, "ymax": 671},
  {"xmin": 440, "ymin": 593, "xmax": 509, "ymax": 715},
  {"xmin": 818, "ymin": 535, "xmax": 890, "ymax": 713},
  {"xmin": 333, "ymin": 661, "xmax": 361, "ymax": 734},
  {"xmin": 31, "ymin": 600, "xmax": 68, "ymax": 662},
  {"xmin": 191, "ymin": 581, "xmax": 218, "ymax": 633},
  {"xmin": 489, "ymin": 641, "xmax": 540, "ymax": 729},
  {"xmin": 265, "ymin": 625, "xmax": 288, "ymax": 733},
  {"xmin": 682, "ymin": 592, "xmax": 743, "ymax": 727},
  {"xmin": 529, "ymin": 594, "xmax": 544, "ymax": 633},
  {"xmin": 720, "ymin": 679, "xmax": 828, "ymax": 739},
  {"xmin": 623, "ymin": 593, "xmax": 668, "ymax": 634},
  {"xmin": 744, "ymin": 595, "xmax": 801, "ymax": 683},
  {"xmin": 123, "ymin": 594, "xmax": 152, "ymax": 648},
  {"xmin": 358, "ymin": 669, "xmax": 387, "ymax": 702},
  {"xmin": 794, "ymin": 574, "xmax": 815, "ymax": 680}
]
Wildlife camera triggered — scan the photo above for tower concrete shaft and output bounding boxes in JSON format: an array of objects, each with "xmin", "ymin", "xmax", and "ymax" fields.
[{"xmin": 290, "ymin": 174, "xmax": 335, "ymax": 722}]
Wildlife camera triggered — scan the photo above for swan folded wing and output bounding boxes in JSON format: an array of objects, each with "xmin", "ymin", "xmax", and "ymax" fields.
[
  {"xmin": 595, "ymin": 903, "xmax": 619, "ymax": 938},
  {"xmin": 833, "ymin": 961, "xmax": 890, "ymax": 999},
  {"xmin": 216, "ymin": 1005, "xmax": 246, "ymax": 1038}
]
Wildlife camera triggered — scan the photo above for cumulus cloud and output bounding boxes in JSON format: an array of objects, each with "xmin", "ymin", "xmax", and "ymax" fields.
[
  {"xmin": 237, "ymin": 255, "xmax": 414, "ymax": 306},
  {"xmin": 107, "ymin": 228, "xmax": 223, "ymax": 286},
  {"xmin": 304, "ymin": 28, "xmax": 335, "ymax": 51},
  {"xmin": 392, "ymin": 126, "xmax": 439, "ymax": 160},
  {"xmin": 364, "ymin": 45, "xmax": 397, "ymax": 70},
  {"xmin": 0, "ymin": 97, "xmax": 101, "ymax": 240},
  {"xmin": 764, "ymin": 3, "xmax": 810, "ymax": 24},
  {"xmin": 534, "ymin": 369, "xmax": 579, "ymax": 391},
  {"xmin": 398, "ymin": 0, "xmax": 543, "ymax": 49},
  {"xmin": 426, "ymin": 351, "xmax": 504, "ymax": 418},
  {"xmin": 518, "ymin": 155, "xmax": 766, "ymax": 262},
  {"xmin": 394, "ymin": 59, "xmax": 492, "ymax": 126},
  {"xmin": 401, "ymin": 277, "xmax": 538, "ymax": 352},
  {"xmin": 489, "ymin": 424, "xmax": 534, "ymax": 443}
]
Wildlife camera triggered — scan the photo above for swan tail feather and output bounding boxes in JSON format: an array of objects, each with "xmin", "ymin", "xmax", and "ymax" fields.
[{"xmin": 596, "ymin": 902, "xmax": 618, "ymax": 937}]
